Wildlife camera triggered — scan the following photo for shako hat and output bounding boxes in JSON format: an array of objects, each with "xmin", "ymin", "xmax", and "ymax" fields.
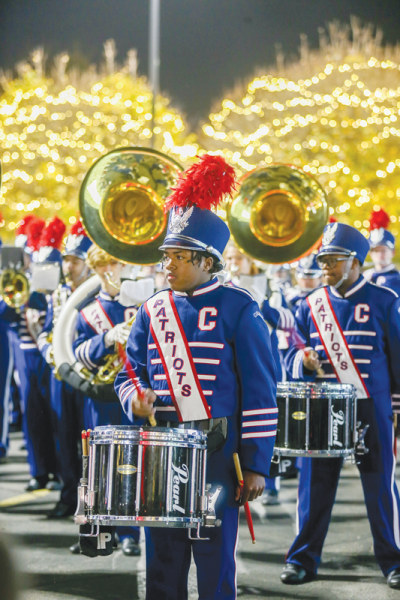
[
  {"xmin": 63, "ymin": 219, "xmax": 92, "ymax": 260},
  {"xmin": 317, "ymin": 222, "xmax": 370, "ymax": 265},
  {"xmin": 159, "ymin": 154, "xmax": 236, "ymax": 265},
  {"xmin": 296, "ymin": 253, "xmax": 322, "ymax": 278},
  {"xmin": 368, "ymin": 208, "xmax": 395, "ymax": 250}
]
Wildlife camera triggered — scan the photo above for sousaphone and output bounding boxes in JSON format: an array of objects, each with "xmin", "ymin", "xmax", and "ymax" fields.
[
  {"xmin": 227, "ymin": 163, "xmax": 329, "ymax": 264},
  {"xmin": 53, "ymin": 148, "xmax": 183, "ymax": 400}
]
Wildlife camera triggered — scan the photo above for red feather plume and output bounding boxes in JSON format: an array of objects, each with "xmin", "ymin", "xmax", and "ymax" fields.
[
  {"xmin": 164, "ymin": 154, "xmax": 236, "ymax": 213},
  {"xmin": 16, "ymin": 215, "xmax": 35, "ymax": 235},
  {"xmin": 329, "ymin": 216, "xmax": 337, "ymax": 223},
  {"xmin": 70, "ymin": 219, "xmax": 86, "ymax": 236},
  {"xmin": 26, "ymin": 217, "xmax": 46, "ymax": 251},
  {"xmin": 39, "ymin": 216, "xmax": 66, "ymax": 249},
  {"xmin": 369, "ymin": 208, "xmax": 391, "ymax": 230}
]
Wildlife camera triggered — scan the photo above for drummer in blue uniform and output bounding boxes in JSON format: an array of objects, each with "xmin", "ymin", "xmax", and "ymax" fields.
[
  {"xmin": 115, "ymin": 154, "xmax": 278, "ymax": 600},
  {"xmin": 72, "ymin": 243, "xmax": 141, "ymax": 556},
  {"xmin": 38, "ymin": 220, "xmax": 92, "ymax": 518},
  {"xmin": 282, "ymin": 221, "xmax": 400, "ymax": 589},
  {"xmin": 363, "ymin": 209, "xmax": 400, "ymax": 294},
  {"xmin": 285, "ymin": 253, "xmax": 322, "ymax": 314}
]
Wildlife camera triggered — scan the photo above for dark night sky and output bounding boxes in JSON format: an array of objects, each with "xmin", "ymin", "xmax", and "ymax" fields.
[{"xmin": 1, "ymin": 0, "xmax": 400, "ymax": 125}]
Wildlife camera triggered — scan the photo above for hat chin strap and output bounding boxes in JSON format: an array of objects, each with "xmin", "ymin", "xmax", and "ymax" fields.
[{"xmin": 333, "ymin": 255, "xmax": 354, "ymax": 290}]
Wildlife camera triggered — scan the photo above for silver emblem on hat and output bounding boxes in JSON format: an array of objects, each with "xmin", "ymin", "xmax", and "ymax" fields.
[
  {"xmin": 299, "ymin": 255, "xmax": 314, "ymax": 269},
  {"xmin": 170, "ymin": 206, "xmax": 194, "ymax": 234},
  {"xmin": 65, "ymin": 234, "xmax": 84, "ymax": 253},
  {"xmin": 370, "ymin": 228, "xmax": 385, "ymax": 244},
  {"xmin": 322, "ymin": 222, "xmax": 338, "ymax": 246}
]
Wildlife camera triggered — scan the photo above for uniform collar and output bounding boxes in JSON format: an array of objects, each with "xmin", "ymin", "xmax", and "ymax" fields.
[
  {"xmin": 330, "ymin": 275, "xmax": 367, "ymax": 298},
  {"xmin": 99, "ymin": 290, "xmax": 120, "ymax": 302},
  {"xmin": 173, "ymin": 277, "xmax": 220, "ymax": 297}
]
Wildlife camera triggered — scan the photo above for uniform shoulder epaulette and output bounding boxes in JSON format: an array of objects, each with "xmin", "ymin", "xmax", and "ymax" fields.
[{"xmin": 76, "ymin": 285, "xmax": 101, "ymax": 312}]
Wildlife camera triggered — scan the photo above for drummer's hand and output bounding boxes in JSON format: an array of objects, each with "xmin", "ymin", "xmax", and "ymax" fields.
[
  {"xmin": 235, "ymin": 471, "xmax": 265, "ymax": 506},
  {"xmin": 303, "ymin": 349, "xmax": 321, "ymax": 371},
  {"xmin": 131, "ymin": 388, "xmax": 156, "ymax": 418}
]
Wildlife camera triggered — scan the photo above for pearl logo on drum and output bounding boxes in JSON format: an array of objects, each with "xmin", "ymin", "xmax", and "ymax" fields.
[
  {"xmin": 117, "ymin": 465, "xmax": 137, "ymax": 475},
  {"xmin": 292, "ymin": 411, "xmax": 307, "ymax": 421},
  {"xmin": 331, "ymin": 407, "xmax": 345, "ymax": 447},
  {"xmin": 171, "ymin": 463, "xmax": 189, "ymax": 514}
]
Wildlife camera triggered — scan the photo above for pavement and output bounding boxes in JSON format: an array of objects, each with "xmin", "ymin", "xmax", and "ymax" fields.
[{"xmin": 1, "ymin": 431, "xmax": 400, "ymax": 599}]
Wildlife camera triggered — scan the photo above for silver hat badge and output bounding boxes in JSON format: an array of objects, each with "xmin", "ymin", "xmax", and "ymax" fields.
[
  {"xmin": 169, "ymin": 206, "xmax": 194, "ymax": 234},
  {"xmin": 322, "ymin": 222, "xmax": 338, "ymax": 246}
]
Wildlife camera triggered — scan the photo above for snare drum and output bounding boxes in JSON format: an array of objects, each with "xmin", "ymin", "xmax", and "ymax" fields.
[
  {"xmin": 84, "ymin": 425, "xmax": 211, "ymax": 528},
  {"xmin": 274, "ymin": 383, "xmax": 356, "ymax": 457}
]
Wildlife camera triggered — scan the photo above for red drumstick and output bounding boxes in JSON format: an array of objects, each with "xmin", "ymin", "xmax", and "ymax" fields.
[
  {"xmin": 117, "ymin": 343, "xmax": 157, "ymax": 426},
  {"xmin": 233, "ymin": 453, "xmax": 256, "ymax": 544}
]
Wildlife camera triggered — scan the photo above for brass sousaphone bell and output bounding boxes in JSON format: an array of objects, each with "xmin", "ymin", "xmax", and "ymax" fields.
[
  {"xmin": 227, "ymin": 163, "xmax": 329, "ymax": 264},
  {"xmin": 80, "ymin": 147, "xmax": 183, "ymax": 264}
]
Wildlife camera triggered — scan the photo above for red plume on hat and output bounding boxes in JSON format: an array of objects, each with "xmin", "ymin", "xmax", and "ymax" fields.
[
  {"xmin": 26, "ymin": 217, "xmax": 46, "ymax": 251},
  {"xmin": 69, "ymin": 219, "xmax": 86, "ymax": 236},
  {"xmin": 329, "ymin": 216, "xmax": 337, "ymax": 224},
  {"xmin": 164, "ymin": 154, "xmax": 236, "ymax": 213},
  {"xmin": 39, "ymin": 216, "xmax": 66, "ymax": 249},
  {"xmin": 369, "ymin": 208, "xmax": 390, "ymax": 231},
  {"xmin": 16, "ymin": 215, "xmax": 35, "ymax": 235}
]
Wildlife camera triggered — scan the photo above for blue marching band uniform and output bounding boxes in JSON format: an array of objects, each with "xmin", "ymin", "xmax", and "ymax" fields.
[
  {"xmin": 115, "ymin": 156, "xmax": 278, "ymax": 599},
  {"xmin": 283, "ymin": 222, "xmax": 400, "ymax": 585},
  {"xmin": 3, "ymin": 152, "xmax": 400, "ymax": 595},
  {"xmin": 37, "ymin": 229, "xmax": 92, "ymax": 514}
]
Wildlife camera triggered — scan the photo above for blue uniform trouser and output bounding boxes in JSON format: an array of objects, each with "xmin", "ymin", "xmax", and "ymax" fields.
[
  {"xmin": 0, "ymin": 327, "xmax": 13, "ymax": 457},
  {"xmin": 83, "ymin": 396, "xmax": 140, "ymax": 543},
  {"xmin": 18, "ymin": 349, "xmax": 57, "ymax": 478},
  {"xmin": 287, "ymin": 394, "xmax": 400, "ymax": 576},
  {"xmin": 145, "ymin": 416, "xmax": 240, "ymax": 600},
  {"xmin": 50, "ymin": 375, "xmax": 85, "ymax": 505}
]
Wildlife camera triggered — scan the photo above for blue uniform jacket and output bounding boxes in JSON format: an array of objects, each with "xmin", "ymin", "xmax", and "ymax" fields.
[
  {"xmin": 364, "ymin": 265, "xmax": 400, "ymax": 295},
  {"xmin": 115, "ymin": 277, "xmax": 278, "ymax": 476},
  {"xmin": 0, "ymin": 293, "xmax": 47, "ymax": 351},
  {"xmin": 285, "ymin": 276, "xmax": 400, "ymax": 410},
  {"xmin": 72, "ymin": 291, "xmax": 136, "ymax": 372}
]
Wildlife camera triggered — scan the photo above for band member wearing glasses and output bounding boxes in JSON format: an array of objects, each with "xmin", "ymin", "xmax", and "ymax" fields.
[
  {"xmin": 282, "ymin": 222, "xmax": 400, "ymax": 590},
  {"xmin": 115, "ymin": 155, "xmax": 278, "ymax": 600}
]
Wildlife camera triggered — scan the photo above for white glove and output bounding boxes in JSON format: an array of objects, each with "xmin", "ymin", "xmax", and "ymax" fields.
[{"xmin": 104, "ymin": 323, "xmax": 131, "ymax": 348}]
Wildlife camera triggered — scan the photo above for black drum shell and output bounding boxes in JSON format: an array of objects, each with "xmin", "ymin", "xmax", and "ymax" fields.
[{"xmin": 274, "ymin": 383, "xmax": 355, "ymax": 456}]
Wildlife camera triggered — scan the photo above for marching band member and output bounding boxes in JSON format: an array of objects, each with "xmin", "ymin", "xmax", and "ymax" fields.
[
  {"xmin": 281, "ymin": 222, "xmax": 400, "ymax": 589},
  {"xmin": 115, "ymin": 154, "xmax": 278, "ymax": 600},
  {"xmin": 363, "ymin": 208, "xmax": 400, "ymax": 294},
  {"xmin": 71, "ymin": 243, "xmax": 141, "ymax": 556},
  {"xmin": 285, "ymin": 253, "xmax": 323, "ymax": 314},
  {"xmin": 267, "ymin": 264, "xmax": 292, "ymax": 293},
  {"xmin": 224, "ymin": 241, "xmax": 293, "ymax": 505},
  {"xmin": 9, "ymin": 217, "xmax": 63, "ymax": 491},
  {"xmin": 38, "ymin": 220, "xmax": 92, "ymax": 518}
]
